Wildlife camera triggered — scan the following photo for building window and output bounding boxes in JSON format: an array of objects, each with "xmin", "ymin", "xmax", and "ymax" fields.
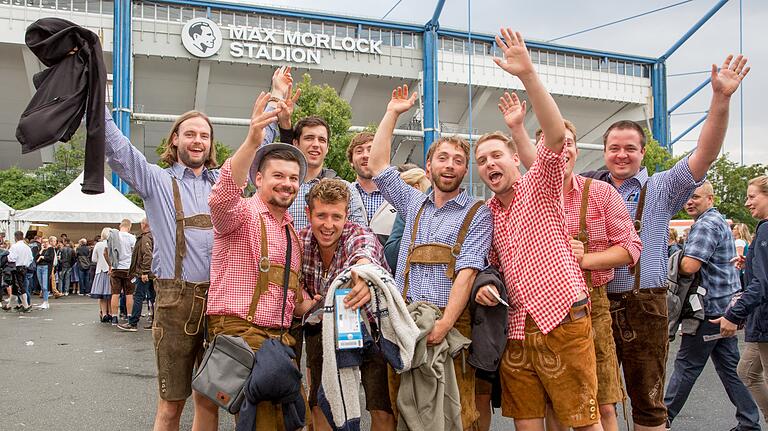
[{"xmin": 403, "ymin": 33, "xmax": 414, "ymax": 48}]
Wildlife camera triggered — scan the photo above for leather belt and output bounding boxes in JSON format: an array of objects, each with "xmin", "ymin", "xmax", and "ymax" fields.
[{"xmin": 561, "ymin": 297, "xmax": 590, "ymax": 325}]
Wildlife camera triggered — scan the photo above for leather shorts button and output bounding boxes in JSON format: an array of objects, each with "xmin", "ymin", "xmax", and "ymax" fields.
[{"xmin": 589, "ymin": 399, "xmax": 596, "ymax": 406}]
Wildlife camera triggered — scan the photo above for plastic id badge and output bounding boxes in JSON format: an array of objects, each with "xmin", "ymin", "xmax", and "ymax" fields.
[{"xmin": 335, "ymin": 288, "xmax": 363, "ymax": 350}]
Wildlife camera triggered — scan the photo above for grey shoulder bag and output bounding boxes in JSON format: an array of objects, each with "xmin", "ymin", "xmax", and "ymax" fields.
[{"xmin": 192, "ymin": 225, "xmax": 292, "ymax": 414}]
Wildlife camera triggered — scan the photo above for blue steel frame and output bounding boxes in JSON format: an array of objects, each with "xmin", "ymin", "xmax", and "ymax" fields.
[
  {"xmin": 109, "ymin": 0, "xmax": 727, "ymax": 188},
  {"xmin": 112, "ymin": 0, "xmax": 131, "ymax": 193}
]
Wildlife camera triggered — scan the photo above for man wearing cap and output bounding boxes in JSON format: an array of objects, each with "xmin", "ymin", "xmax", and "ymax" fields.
[
  {"xmin": 105, "ymin": 68, "xmax": 292, "ymax": 430},
  {"xmin": 207, "ymin": 93, "xmax": 371, "ymax": 429}
]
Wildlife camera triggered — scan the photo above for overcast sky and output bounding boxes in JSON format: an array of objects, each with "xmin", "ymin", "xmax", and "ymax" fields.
[{"xmin": 252, "ymin": 0, "xmax": 766, "ymax": 165}]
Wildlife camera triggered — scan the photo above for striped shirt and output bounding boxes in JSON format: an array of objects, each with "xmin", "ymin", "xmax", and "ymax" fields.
[
  {"xmin": 373, "ymin": 166, "xmax": 492, "ymax": 307},
  {"xmin": 584, "ymin": 156, "xmax": 704, "ymax": 293}
]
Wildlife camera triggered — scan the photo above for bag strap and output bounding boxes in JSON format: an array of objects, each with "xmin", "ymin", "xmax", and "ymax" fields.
[
  {"xmin": 280, "ymin": 224, "xmax": 292, "ymax": 336},
  {"xmin": 578, "ymin": 178, "xmax": 593, "ymax": 289},
  {"xmin": 632, "ymin": 183, "xmax": 648, "ymax": 294}
]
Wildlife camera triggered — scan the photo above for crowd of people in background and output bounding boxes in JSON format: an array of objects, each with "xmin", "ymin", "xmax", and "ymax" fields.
[{"xmin": 0, "ymin": 219, "xmax": 155, "ymax": 331}]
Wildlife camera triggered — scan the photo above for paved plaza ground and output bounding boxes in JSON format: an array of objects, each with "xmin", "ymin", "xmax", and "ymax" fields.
[{"xmin": 0, "ymin": 295, "xmax": 749, "ymax": 430}]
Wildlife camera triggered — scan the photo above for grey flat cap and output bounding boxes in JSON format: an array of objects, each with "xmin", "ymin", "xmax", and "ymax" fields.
[{"xmin": 249, "ymin": 143, "xmax": 308, "ymax": 186}]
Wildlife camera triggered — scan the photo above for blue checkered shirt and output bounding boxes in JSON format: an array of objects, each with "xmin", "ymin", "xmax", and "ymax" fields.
[
  {"xmin": 354, "ymin": 182, "xmax": 386, "ymax": 224},
  {"xmin": 287, "ymin": 171, "xmax": 367, "ymax": 231},
  {"xmin": 373, "ymin": 166, "xmax": 492, "ymax": 307},
  {"xmin": 599, "ymin": 156, "xmax": 705, "ymax": 293},
  {"xmin": 684, "ymin": 207, "xmax": 741, "ymax": 316}
]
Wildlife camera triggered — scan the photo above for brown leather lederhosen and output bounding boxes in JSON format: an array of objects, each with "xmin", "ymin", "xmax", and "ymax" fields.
[
  {"xmin": 245, "ymin": 214, "xmax": 302, "ymax": 324},
  {"xmin": 575, "ymin": 178, "xmax": 626, "ymax": 406},
  {"xmin": 402, "ymin": 200, "xmax": 485, "ymax": 301},
  {"xmin": 152, "ymin": 178, "xmax": 214, "ymax": 400}
]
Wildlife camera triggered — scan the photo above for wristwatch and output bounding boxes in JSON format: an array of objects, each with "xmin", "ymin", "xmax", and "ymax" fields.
[{"xmin": 268, "ymin": 96, "xmax": 284, "ymax": 104}]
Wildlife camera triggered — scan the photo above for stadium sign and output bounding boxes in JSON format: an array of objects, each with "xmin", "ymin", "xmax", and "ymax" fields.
[{"xmin": 181, "ymin": 18, "xmax": 383, "ymax": 64}]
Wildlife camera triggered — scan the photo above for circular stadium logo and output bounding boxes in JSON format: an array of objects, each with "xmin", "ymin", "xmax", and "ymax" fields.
[{"xmin": 181, "ymin": 18, "xmax": 222, "ymax": 58}]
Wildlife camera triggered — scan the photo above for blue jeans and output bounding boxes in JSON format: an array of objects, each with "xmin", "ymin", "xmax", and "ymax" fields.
[
  {"xmin": 128, "ymin": 279, "xmax": 154, "ymax": 326},
  {"xmin": 59, "ymin": 267, "xmax": 72, "ymax": 294},
  {"xmin": 76, "ymin": 266, "xmax": 91, "ymax": 294},
  {"xmin": 665, "ymin": 319, "xmax": 761, "ymax": 430},
  {"xmin": 35, "ymin": 265, "xmax": 49, "ymax": 302}
]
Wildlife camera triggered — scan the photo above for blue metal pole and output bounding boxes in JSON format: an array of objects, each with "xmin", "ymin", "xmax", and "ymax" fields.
[
  {"xmin": 422, "ymin": 0, "xmax": 445, "ymax": 162},
  {"xmin": 422, "ymin": 26, "xmax": 439, "ymax": 161},
  {"xmin": 670, "ymin": 113, "xmax": 708, "ymax": 146},
  {"xmin": 668, "ymin": 76, "xmax": 712, "ymax": 114},
  {"xmin": 111, "ymin": 0, "xmax": 123, "ymax": 192},
  {"xmin": 112, "ymin": 0, "xmax": 132, "ymax": 194},
  {"xmin": 651, "ymin": 62, "xmax": 670, "ymax": 148},
  {"xmin": 659, "ymin": 0, "xmax": 728, "ymax": 60}
]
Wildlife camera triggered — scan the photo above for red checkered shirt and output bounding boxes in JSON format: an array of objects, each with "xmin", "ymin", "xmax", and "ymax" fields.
[
  {"xmin": 487, "ymin": 143, "xmax": 587, "ymax": 340},
  {"xmin": 563, "ymin": 174, "xmax": 642, "ymax": 288},
  {"xmin": 207, "ymin": 159, "xmax": 305, "ymax": 328}
]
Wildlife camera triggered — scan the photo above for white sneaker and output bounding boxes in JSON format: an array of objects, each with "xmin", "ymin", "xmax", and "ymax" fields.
[{"xmin": 39, "ymin": 301, "xmax": 49, "ymax": 309}]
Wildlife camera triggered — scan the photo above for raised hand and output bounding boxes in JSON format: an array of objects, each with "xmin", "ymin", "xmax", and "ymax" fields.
[
  {"xmin": 271, "ymin": 66, "xmax": 293, "ymax": 99},
  {"xmin": 386, "ymin": 84, "xmax": 418, "ymax": 115},
  {"xmin": 499, "ymin": 91, "xmax": 527, "ymax": 130},
  {"xmin": 711, "ymin": 55, "xmax": 750, "ymax": 98},
  {"xmin": 277, "ymin": 82, "xmax": 301, "ymax": 129},
  {"xmin": 493, "ymin": 28, "xmax": 534, "ymax": 78},
  {"xmin": 245, "ymin": 92, "xmax": 280, "ymax": 147}
]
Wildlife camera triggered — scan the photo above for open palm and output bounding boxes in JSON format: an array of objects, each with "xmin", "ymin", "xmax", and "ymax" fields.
[
  {"xmin": 387, "ymin": 84, "xmax": 418, "ymax": 115},
  {"xmin": 712, "ymin": 54, "xmax": 750, "ymax": 97},
  {"xmin": 499, "ymin": 91, "xmax": 526, "ymax": 129},
  {"xmin": 493, "ymin": 28, "xmax": 534, "ymax": 77}
]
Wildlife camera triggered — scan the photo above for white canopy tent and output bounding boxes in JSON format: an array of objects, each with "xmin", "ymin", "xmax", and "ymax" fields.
[
  {"xmin": 13, "ymin": 173, "xmax": 145, "ymax": 238},
  {"xmin": 0, "ymin": 199, "xmax": 13, "ymax": 237}
]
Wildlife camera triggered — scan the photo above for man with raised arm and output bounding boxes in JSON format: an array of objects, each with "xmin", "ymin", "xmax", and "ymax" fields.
[
  {"xmin": 472, "ymin": 28, "xmax": 602, "ymax": 431},
  {"xmin": 498, "ymin": 94, "xmax": 642, "ymax": 431},
  {"xmin": 367, "ymin": 88, "xmax": 493, "ymax": 429},
  {"xmin": 509, "ymin": 54, "xmax": 750, "ymax": 431},
  {"xmin": 104, "ymin": 67, "xmax": 292, "ymax": 431}
]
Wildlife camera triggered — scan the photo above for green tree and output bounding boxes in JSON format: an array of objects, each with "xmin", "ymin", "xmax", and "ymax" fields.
[
  {"xmin": 0, "ymin": 167, "xmax": 49, "ymax": 209},
  {"xmin": 155, "ymin": 139, "xmax": 233, "ymax": 169},
  {"xmin": 708, "ymin": 155, "xmax": 768, "ymax": 230},
  {"xmin": 641, "ymin": 129, "xmax": 680, "ymax": 176},
  {"xmin": 290, "ymin": 74, "xmax": 355, "ymax": 181}
]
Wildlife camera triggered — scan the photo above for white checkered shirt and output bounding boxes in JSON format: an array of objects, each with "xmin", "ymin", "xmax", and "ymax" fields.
[{"xmin": 373, "ymin": 166, "xmax": 492, "ymax": 307}]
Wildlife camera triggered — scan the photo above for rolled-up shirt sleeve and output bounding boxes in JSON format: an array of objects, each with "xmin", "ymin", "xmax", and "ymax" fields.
[
  {"xmin": 209, "ymin": 159, "xmax": 250, "ymax": 236},
  {"xmin": 373, "ymin": 166, "xmax": 421, "ymax": 218},
  {"xmin": 659, "ymin": 155, "xmax": 706, "ymax": 215},
  {"xmin": 455, "ymin": 204, "xmax": 493, "ymax": 272}
]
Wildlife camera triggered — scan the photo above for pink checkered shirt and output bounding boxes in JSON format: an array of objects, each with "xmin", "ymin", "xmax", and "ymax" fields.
[
  {"xmin": 487, "ymin": 143, "xmax": 587, "ymax": 340},
  {"xmin": 207, "ymin": 159, "xmax": 305, "ymax": 328},
  {"xmin": 563, "ymin": 174, "xmax": 642, "ymax": 288}
]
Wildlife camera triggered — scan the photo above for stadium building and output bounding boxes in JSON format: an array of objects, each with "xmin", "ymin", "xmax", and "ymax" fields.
[{"xmin": 0, "ymin": 0, "xmax": 671, "ymax": 197}]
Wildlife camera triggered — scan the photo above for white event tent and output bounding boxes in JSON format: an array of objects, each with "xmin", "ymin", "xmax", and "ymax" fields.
[
  {"xmin": 0, "ymin": 199, "xmax": 14, "ymax": 236},
  {"xmin": 13, "ymin": 172, "xmax": 145, "ymax": 239}
]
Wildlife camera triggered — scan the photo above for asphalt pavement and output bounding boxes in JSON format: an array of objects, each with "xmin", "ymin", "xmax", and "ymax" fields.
[{"xmin": 0, "ymin": 296, "xmax": 752, "ymax": 430}]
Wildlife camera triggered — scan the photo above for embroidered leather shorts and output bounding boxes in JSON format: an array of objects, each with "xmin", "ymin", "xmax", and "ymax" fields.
[
  {"xmin": 500, "ymin": 307, "xmax": 600, "ymax": 428},
  {"xmin": 609, "ymin": 288, "xmax": 669, "ymax": 427},
  {"xmin": 151, "ymin": 279, "xmax": 208, "ymax": 401},
  {"xmin": 591, "ymin": 284, "xmax": 624, "ymax": 405}
]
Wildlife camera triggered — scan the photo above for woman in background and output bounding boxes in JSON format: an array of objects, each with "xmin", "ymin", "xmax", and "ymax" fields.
[
  {"xmin": 90, "ymin": 228, "xmax": 113, "ymax": 322},
  {"xmin": 733, "ymin": 223, "xmax": 753, "ymax": 288}
]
